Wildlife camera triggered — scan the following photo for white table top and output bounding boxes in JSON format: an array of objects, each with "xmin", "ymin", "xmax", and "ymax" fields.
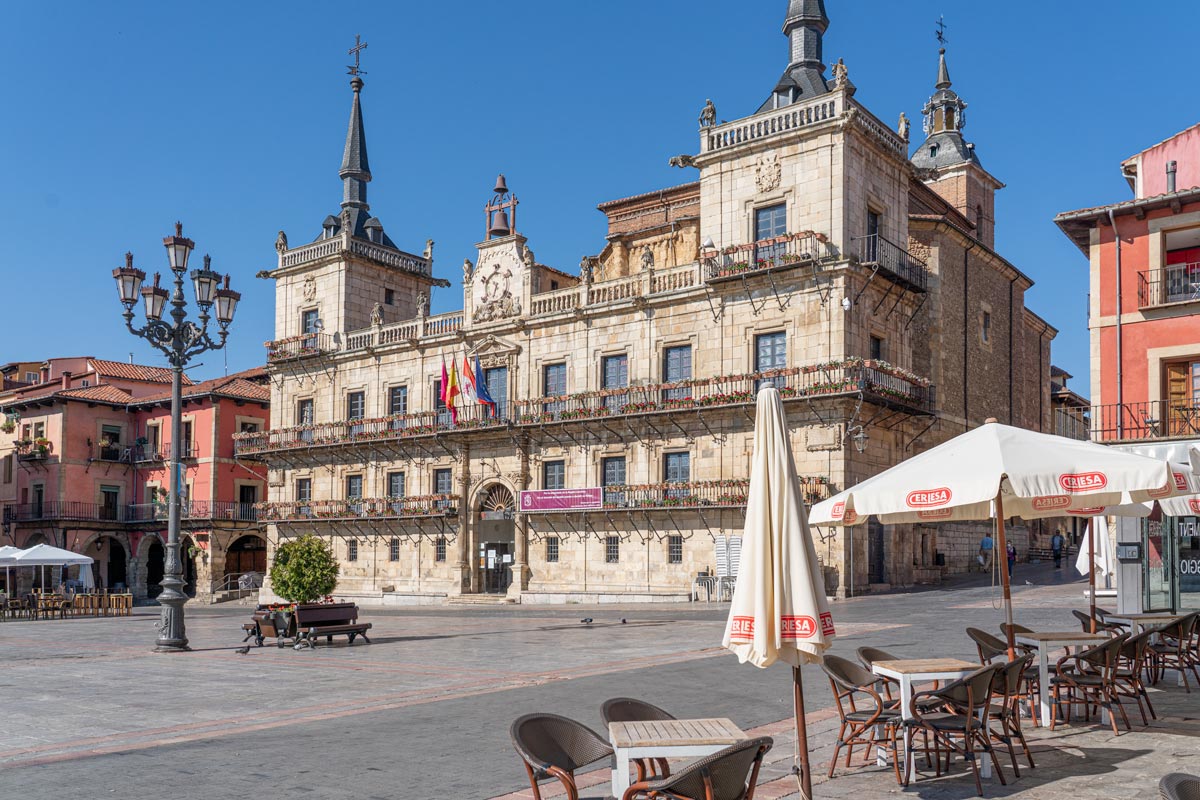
[
  {"xmin": 872, "ymin": 658, "xmax": 980, "ymax": 680},
  {"xmin": 1015, "ymin": 631, "xmax": 1110, "ymax": 645},
  {"xmin": 609, "ymin": 718, "xmax": 746, "ymax": 749}
]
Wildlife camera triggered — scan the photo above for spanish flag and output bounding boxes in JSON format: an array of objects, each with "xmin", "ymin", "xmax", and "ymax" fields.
[{"xmin": 445, "ymin": 356, "xmax": 461, "ymax": 424}]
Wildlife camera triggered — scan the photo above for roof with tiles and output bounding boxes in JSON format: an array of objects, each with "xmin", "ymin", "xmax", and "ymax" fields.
[
  {"xmin": 131, "ymin": 368, "xmax": 270, "ymax": 405},
  {"xmin": 2, "ymin": 384, "xmax": 134, "ymax": 408},
  {"xmin": 88, "ymin": 359, "xmax": 191, "ymax": 385}
]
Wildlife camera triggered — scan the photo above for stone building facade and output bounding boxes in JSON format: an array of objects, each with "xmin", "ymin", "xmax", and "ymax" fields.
[{"xmin": 247, "ymin": 2, "xmax": 1056, "ymax": 605}]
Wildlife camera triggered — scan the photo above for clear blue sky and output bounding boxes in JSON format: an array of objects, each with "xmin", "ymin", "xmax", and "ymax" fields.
[{"xmin": 2, "ymin": 1, "xmax": 1197, "ymax": 394}]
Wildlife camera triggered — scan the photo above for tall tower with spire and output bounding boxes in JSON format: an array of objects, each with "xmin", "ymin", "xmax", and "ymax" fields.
[
  {"xmin": 266, "ymin": 47, "xmax": 449, "ymax": 347},
  {"xmin": 759, "ymin": 0, "xmax": 831, "ymax": 112},
  {"xmin": 910, "ymin": 47, "xmax": 1003, "ymax": 247}
]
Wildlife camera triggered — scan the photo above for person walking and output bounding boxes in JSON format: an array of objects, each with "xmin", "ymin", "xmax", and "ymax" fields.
[
  {"xmin": 1051, "ymin": 528, "xmax": 1065, "ymax": 569},
  {"xmin": 1006, "ymin": 541, "xmax": 1017, "ymax": 579},
  {"xmin": 979, "ymin": 532, "xmax": 994, "ymax": 571}
]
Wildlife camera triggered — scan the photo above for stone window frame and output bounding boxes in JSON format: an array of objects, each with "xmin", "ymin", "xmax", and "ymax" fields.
[
  {"xmin": 347, "ymin": 539, "xmax": 358, "ymax": 562},
  {"xmin": 542, "ymin": 459, "xmax": 566, "ymax": 491},
  {"xmin": 742, "ymin": 189, "xmax": 794, "ymax": 244},
  {"xmin": 299, "ymin": 307, "xmax": 320, "ymax": 338},
  {"xmin": 388, "ymin": 537, "xmax": 400, "ymax": 562},
  {"xmin": 387, "ymin": 384, "xmax": 409, "ymax": 416},
  {"xmin": 659, "ymin": 337, "xmax": 698, "ymax": 401},
  {"xmin": 295, "ymin": 476, "xmax": 312, "ymax": 503},
  {"xmin": 235, "ymin": 414, "xmax": 264, "ymax": 435},
  {"xmin": 667, "ymin": 534, "xmax": 684, "ymax": 564},
  {"xmin": 546, "ymin": 535, "xmax": 560, "ymax": 563},
  {"xmin": 604, "ymin": 535, "xmax": 620, "ymax": 564},
  {"xmin": 384, "ymin": 288, "xmax": 395, "ymax": 306},
  {"xmin": 435, "ymin": 536, "xmax": 447, "ymax": 562},
  {"xmin": 295, "ymin": 396, "xmax": 315, "ymax": 426},
  {"xmin": 980, "ymin": 302, "xmax": 994, "ymax": 348},
  {"xmin": 345, "ymin": 387, "xmax": 368, "ymax": 421}
]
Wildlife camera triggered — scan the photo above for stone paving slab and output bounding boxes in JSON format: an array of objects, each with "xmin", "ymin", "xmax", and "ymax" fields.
[{"xmin": 0, "ymin": 563, "xmax": 1194, "ymax": 799}]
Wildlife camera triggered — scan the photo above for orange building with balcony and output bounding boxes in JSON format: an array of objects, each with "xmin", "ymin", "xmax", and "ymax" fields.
[
  {"xmin": 0, "ymin": 359, "xmax": 269, "ymax": 601},
  {"xmin": 1056, "ymin": 121, "xmax": 1200, "ymax": 612}
]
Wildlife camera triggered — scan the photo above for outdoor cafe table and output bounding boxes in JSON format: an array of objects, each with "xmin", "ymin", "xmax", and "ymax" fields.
[
  {"xmin": 1104, "ymin": 611, "xmax": 1182, "ymax": 634},
  {"xmin": 1014, "ymin": 631, "xmax": 1111, "ymax": 726},
  {"xmin": 871, "ymin": 658, "xmax": 988, "ymax": 784},
  {"xmin": 609, "ymin": 718, "xmax": 747, "ymax": 797}
]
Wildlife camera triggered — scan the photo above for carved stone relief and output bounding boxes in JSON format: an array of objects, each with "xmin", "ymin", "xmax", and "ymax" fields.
[{"xmin": 755, "ymin": 152, "xmax": 782, "ymax": 194}]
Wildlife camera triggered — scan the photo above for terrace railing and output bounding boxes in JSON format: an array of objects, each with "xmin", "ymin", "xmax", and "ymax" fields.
[
  {"xmin": 266, "ymin": 333, "xmax": 335, "ymax": 363},
  {"xmin": 1138, "ymin": 263, "xmax": 1200, "ymax": 308},
  {"xmin": 256, "ymin": 495, "xmax": 458, "ymax": 522},
  {"xmin": 853, "ymin": 234, "xmax": 928, "ymax": 292},
  {"xmin": 701, "ymin": 232, "xmax": 835, "ymax": 281},
  {"xmin": 1089, "ymin": 400, "xmax": 1200, "ymax": 442},
  {"xmin": 596, "ymin": 478, "xmax": 829, "ymax": 511},
  {"xmin": 236, "ymin": 360, "xmax": 934, "ymax": 459}
]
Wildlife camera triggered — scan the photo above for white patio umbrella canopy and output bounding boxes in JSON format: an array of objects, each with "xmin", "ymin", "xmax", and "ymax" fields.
[
  {"xmin": 1077, "ymin": 517, "xmax": 1116, "ymax": 583},
  {"xmin": 810, "ymin": 420, "xmax": 1175, "ymax": 654},
  {"xmin": 11, "ymin": 544, "xmax": 94, "ymax": 566},
  {"xmin": 722, "ymin": 386, "xmax": 834, "ymax": 799},
  {"xmin": 0, "ymin": 545, "xmax": 22, "ymax": 596},
  {"xmin": 810, "ymin": 422, "xmax": 1174, "ymax": 527}
]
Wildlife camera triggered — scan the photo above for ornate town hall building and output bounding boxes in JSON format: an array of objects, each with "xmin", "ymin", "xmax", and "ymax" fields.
[{"xmin": 246, "ymin": 2, "xmax": 1056, "ymax": 604}]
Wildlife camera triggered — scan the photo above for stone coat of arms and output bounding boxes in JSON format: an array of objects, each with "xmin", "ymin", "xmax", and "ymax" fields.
[{"xmin": 755, "ymin": 152, "xmax": 782, "ymax": 194}]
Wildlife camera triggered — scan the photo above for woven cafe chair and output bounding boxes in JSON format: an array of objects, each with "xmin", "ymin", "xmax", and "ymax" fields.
[
  {"xmin": 1148, "ymin": 612, "xmax": 1200, "ymax": 693},
  {"xmin": 820, "ymin": 655, "xmax": 904, "ymax": 785},
  {"xmin": 1160, "ymin": 772, "xmax": 1200, "ymax": 800},
  {"xmin": 620, "ymin": 736, "xmax": 772, "ymax": 800},
  {"xmin": 511, "ymin": 713, "xmax": 614, "ymax": 800},
  {"xmin": 1050, "ymin": 634, "xmax": 1131, "ymax": 736},
  {"xmin": 909, "ymin": 663, "xmax": 1007, "ymax": 796},
  {"xmin": 1115, "ymin": 627, "xmax": 1160, "ymax": 725},
  {"xmin": 855, "ymin": 646, "xmax": 902, "ymax": 701},
  {"xmin": 985, "ymin": 656, "xmax": 1036, "ymax": 775},
  {"xmin": 601, "ymin": 697, "xmax": 676, "ymax": 783}
]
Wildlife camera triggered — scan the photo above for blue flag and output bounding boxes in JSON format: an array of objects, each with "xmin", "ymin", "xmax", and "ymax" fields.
[{"xmin": 474, "ymin": 356, "xmax": 496, "ymax": 416}]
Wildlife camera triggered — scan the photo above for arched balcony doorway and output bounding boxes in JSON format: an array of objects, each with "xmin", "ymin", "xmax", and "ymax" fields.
[{"xmin": 476, "ymin": 484, "xmax": 515, "ymax": 594}]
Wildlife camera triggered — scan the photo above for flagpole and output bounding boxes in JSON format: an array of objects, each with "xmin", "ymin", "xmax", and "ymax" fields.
[{"xmin": 792, "ymin": 666, "xmax": 813, "ymax": 800}]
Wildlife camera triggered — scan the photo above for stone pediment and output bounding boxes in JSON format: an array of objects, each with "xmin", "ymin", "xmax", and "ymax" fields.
[{"xmin": 469, "ymin": 334, "xmax": 522, "ymax": 367}]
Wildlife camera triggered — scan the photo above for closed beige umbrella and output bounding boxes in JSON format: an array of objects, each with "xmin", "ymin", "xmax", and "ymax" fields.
[{"xmin": 722, "ymin": 386, "xmax": 835, "ymax": 799}]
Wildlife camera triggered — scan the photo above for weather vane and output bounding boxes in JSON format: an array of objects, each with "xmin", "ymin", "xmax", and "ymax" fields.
[
  {"xmin": 348, "ymin": 34, "xmax": 368, "ymax": 77},
  {"xmin": 935, "ymin": 16, "xmax": 948, "ymax": 47}
]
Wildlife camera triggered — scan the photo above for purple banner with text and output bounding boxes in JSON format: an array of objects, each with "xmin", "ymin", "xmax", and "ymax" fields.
[{"xmin": 518, "ymin": 488, "xmax": 603, "ymax": 513}]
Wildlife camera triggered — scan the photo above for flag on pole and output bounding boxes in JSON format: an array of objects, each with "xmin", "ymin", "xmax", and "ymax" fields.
[
  {"xmin": 439, "ymin": 356, "xmax": 449, "ymax": 409},
  {"xmin": 474, "ymin": 356, "xmax": 496, "ymax": 417},
  {"xmin": 445, "ymin": 358, "xmax": 461, "ymax": 424},
  {"xmin": 460, "ymin": 351, "xmax": 479, "ymax": 408}
]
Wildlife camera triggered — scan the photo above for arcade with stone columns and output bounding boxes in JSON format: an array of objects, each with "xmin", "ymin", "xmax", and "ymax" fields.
[{"xmin": 247, "ymin": 1, "xmax": 1056, "ymax": 605}]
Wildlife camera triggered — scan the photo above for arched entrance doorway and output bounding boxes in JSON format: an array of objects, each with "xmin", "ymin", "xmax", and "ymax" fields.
[
  {"xmin": 98, "ymin": 536, "xmax": 127, "ymax": 590},
  {"xmin": 225, "ymin": 534, "xmax": 267, "ymax": 584},
  {"xmin": 145, "ymin": 539, "xmax": 165, "ymax": 598},
  {"xmin": 477, "ymin": 484, "xmax": 515, "ymax": 594}
]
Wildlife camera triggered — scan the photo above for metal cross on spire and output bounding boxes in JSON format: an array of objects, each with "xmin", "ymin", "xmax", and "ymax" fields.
[
  {"xmin": 935, "ymin": 16, "xmax": 949, "ymax": 47},
  {"xmin": 347, "ymin": 34, "xmax": 368, "ymax": 76}
]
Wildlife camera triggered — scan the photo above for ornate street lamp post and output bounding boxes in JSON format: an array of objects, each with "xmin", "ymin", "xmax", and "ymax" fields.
[{"xmin": 112, "ymin": 223, "xmax": 240, "ymax": 652}]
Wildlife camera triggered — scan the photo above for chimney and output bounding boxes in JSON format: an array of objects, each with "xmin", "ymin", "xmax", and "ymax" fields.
[
  {"xmin": 1167, "ymin": 160, "xmax": 1178, "ymax": 193},
  {"xmin": 61, "ymin": 371, "xmax": 71, "ymax": 390}
]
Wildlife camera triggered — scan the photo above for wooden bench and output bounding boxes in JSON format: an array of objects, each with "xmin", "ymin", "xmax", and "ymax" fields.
[
  {"xmin": 244, "ymin": 606, "xmax": 297, "ymax": 647},
  {"xmin": 293, "ymin": 602, "xmax": 371, "ymax": 647}
]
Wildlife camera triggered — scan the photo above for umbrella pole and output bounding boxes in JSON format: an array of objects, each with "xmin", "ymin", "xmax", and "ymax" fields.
[
  {"xmin": 995, "ymin": 491, "xmax": 1016, "ymax": 659},
  {"xmin": 1088, "ymin": 518, "xmax": 1097, "ymax": 634},
  {"xmin": 792, "ymin": 665, "xmax": 813, "ymax": 800}
]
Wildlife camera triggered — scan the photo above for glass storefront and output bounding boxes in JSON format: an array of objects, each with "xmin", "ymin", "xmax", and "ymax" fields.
[{"xmin": 1143, "ymin": 515, "xmax": 1200, "ymax": 612}]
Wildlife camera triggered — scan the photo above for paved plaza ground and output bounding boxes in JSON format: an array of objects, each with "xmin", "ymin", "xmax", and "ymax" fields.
[{"xmin": 1, "ymin": 562, "xmax": 1196, "ymax": 799}]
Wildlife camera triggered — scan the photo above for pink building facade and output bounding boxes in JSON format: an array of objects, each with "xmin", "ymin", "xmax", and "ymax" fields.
[
  {"xmin": 1056, "ymin": 122, "xmax": 1200, "ymax": 614},
  {"xmin": 0, "ymin": 358, "xmax": 269, "ymax": 600}
]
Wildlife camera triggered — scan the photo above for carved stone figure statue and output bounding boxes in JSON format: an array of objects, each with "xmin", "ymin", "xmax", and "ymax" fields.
[
  {"xmin": 668, "ymin": 154, "xmax": 697, "ymax": 169},
  {"xmin": 274, "ymin": 230, "xmax": 288, "ymax": 254},
  {"xmin": 580, "ymin": 255, "xmax": 594, "ymax": 284},
  {"xmin": 424, "ymin": 239, "xmax": 435, "ymax": 260},
  {"xmin": 417, "ymin": 293, "xmax": 429, "ymax": 318},
  {"xmin": 897, "ymin": 112, "xmax": 910, "ymax": 141},
  {"xmin": 641, "ymin": 245, "xmax": 655, "ymax": 270},
  {"xmin": 698, "ymin": 99, "xmax": 717, "ymax": 128},
  {"xmin": 370, "ymin": 302, "xmax": 383, "ymax": 326},
  {"xmin": 340, "ymin": 207, "xmax": 353, "ymax": 233},
  {"xmin": 832, "ymin": 58, "xmax": 848, "ymax": 86},
  {"xmin": 522, "ymin": 244, "xmax": 535, "ymax": 268},
  {"xmin": 463, "ymin": 258, "xmax": 474, "ymax": 282}
]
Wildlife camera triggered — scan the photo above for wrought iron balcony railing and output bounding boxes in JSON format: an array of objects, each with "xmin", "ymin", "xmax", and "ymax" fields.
[
  {"xmin": 1089, "ymin": 400, "xmax": 1200, "ymax": 443},
  {"xmin": 595, "ymin": 478, "xmax": 829, "ymax": 511},
  {"xmin": 265, "ymin": 333, "xmax": 336, "ymax": 363},
  {"xmin": 853, "ymin": 234, "xmax": 928, "ymax": 292},
  {"xmin": 3, "ymin": 500, "xmax": 264, "ymax": 525},
  {"xmin": 1138, "ymin": 263, "xmax": 1200, "ymax": 308},
  {"xmin": 256, "ymin": 495, "xmax": 458, "ymax": 522},
  {"xmin": 13, "ymin": 440, "xmax": 51, "ymax": 461},
  {"xmin": 235, "ymin": 360, "xmax": 934, "ymax": 459},
  {"xmin": 700, "ymin": 232, "xmax": 835, "ymax": 281}
]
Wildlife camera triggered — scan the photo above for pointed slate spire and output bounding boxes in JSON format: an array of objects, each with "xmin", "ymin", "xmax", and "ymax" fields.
[
  {"xmin": 759, "ymin": 0, "xmax": 830, "ymax": 112},
  {"xmin": 935, "ymin": 47, "xmax": 952, "ymax": 90},
  {"xmin": 339, "ymin": 75, "xmax": 372, "ymax": 222}
]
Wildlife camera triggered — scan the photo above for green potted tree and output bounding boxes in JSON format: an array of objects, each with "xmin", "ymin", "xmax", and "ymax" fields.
[{"xmin": 267, "ymin": 535, "xmax": 340, "ymax": 636}]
